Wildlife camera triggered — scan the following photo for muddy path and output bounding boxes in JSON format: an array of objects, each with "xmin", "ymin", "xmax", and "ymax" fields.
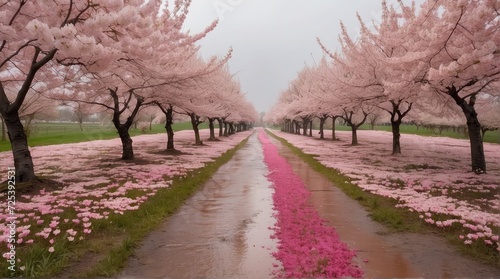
[
  {"xmin": 269, "ymin": 134, "xmax": 500, "ymax": 278},
  {"xmin": 119, "ymin": 131, "xmax": 499, "ymax": 278},
  {"xmin": 119, "ymin": 132, "xmax": 279, "ymax": 279}
]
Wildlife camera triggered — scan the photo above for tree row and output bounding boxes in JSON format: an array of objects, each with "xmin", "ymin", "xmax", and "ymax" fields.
[
  {"xmin": 266, "ymin": 0, "xmax": 499, "ymax": 174},
  {"xmin": 0, "ymin": 0, "xmax": 259, "ymax": 183}
]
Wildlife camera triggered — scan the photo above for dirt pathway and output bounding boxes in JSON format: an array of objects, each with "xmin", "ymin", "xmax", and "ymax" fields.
[
  {"xmin": 119, "ymin": 131, "xmax": 499, "ymax": 278},
  {"xmin": 269, "ymin": 134, "xmax": 500, "ymax": 278},
  {"xmin": 119, "ymin": 133, "xmax": 278, "ymax": 279}
]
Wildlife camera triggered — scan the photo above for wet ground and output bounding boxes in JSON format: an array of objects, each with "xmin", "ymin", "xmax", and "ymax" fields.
[
  {"xmin": 270, "ymin": 135, "xmax": 500, "ymax": 278},
  {"xmin": 120, "ymin": 131, "xmax": 500, "ymax": 278},
  {"xmin": 119, "ymin": 132, "xmax": 279, "ymax": 279}
]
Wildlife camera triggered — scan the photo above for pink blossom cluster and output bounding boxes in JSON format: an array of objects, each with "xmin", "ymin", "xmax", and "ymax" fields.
[
  {"xmin": 270, "ymin": 129, "xmax": 500, "ymax": 249},
  {"xmin": 0, "ymin": 129, "xmax": 251, "ymax": 257},
  {"xmin": 258, "ymin": 130, "xmax": 363, "ymax": 278}
]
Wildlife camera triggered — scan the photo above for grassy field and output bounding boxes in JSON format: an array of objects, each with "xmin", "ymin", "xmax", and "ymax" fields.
[
  {"xmin": 289, "ymin": 123, "xmax": 500, "ymax": 144},
  {"xmin": 0, "ymin": 136, "xmax": 250, "ymax": 278},
  {"xmin": 363, "ymin": 124, "xmax": 499, "ymax": 144},
  {"xmin": 2, "ymin": 122, "xmax": 497, "ymax": 152},
  {"xmin": 0, "ymin": 121, "xmax": 210, "ymax": 152}
]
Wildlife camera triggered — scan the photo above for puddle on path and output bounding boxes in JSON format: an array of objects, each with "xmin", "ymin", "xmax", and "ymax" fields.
[
  {"xmin": 119, "ymin": 133, "xmax": 278, "ymax": 279},
  {"xmin": 270, "ymin": 136, "xmax": 500, "ymax": 278}
]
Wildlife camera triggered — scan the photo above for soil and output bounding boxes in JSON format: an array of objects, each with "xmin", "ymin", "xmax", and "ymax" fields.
[
  {"xmin": 0, "ymin": 177, "xmax": 63, "ymax": 196},
  {"xmin": 116, "ymin": 131, "xmax": 500, "ymax": 278}
]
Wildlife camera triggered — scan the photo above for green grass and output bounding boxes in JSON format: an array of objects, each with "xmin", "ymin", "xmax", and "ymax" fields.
[
  {"xmin": 0, "ymin": 134, "xmax": 250, "ymax": 278},
  {"xmin": 265, "ymin": 129, "xmax": 500, "ymax": 268},
  {"xmin": 333, "ymin": 123, "xmax": 500, "ymax": 144},
  {"xmin": 0, "ymin": 121, "xmax": 210, "ymax": 152}
]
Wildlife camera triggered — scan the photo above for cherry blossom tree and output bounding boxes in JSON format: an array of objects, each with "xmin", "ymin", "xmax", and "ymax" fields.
[
  {"xmin": 55, "ymin": 1, "xmax": 226, "ymax": 160},
  {"xmin": 197, "ymin": 65, "xmax": 243, "ymax": 141},
  {"xmin": 406, "ymin": 0, "xmax": 500, "ymax": 173},
  {"xmin": 318, "ymin": 0, "xmax": 420, "ymax": 154},
  {"xmin": 0, "ymin": 0, "xmax": 122, "ymax": 182},
  {"xmin": 265, "ymin": 66, "xmax": 339, "ymax": 139},
  {"xmin": 154, "ymin": 53, "xmax": 232, "ymax": 148},
  {"xmin": 310, "ymin": 59, "xmax": 351, "ymax": 140},
  {"xmin": 358, "ymin": 1, "xmax": 421, "ymax": 154},
  {"xmin": 316, "ymin": 49, "xmax": 375, "ymax": 145}
]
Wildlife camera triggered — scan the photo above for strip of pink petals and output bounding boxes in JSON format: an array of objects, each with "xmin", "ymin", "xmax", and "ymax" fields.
[
  {"xmin": 258, "ymin": 130, "xmax": 363, "ymax": 278},
  {"xmin": 271, "ymin": 129, "xmax": 500, "ymax": 251}
]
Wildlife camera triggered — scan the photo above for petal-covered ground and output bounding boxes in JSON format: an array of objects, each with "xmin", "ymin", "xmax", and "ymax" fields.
[
  {"xmin": 258, "ymin": 130, "xmax": 363, "ymax": 278},
  {"xmin": 269, "ymin": 129, "xmax": 500, "ymax": 250},
  {"xmin": 0, "ymin": 130, "xmax": 251, "ymax": 256}
]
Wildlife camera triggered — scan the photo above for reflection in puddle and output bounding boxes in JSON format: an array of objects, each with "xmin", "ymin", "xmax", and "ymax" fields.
[{"xmin": 120, "ymin": 133, "xmax": 278, "ymax": 279}]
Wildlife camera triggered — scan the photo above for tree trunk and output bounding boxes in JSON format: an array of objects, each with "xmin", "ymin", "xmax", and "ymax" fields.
[
  {"xmin": 465, "ymin": 114, "xmax": 485, "ymax": 174},
  {"xmin": 332, "ymin": 116, "xmax": 338, "ymax": 141},
  {"xmin": 1, "ymin": 116, "xmax": 6, "ymax": 141},
  {"xmin": 116, "ymin": 125, "xmax": 134, "ymax": 160},
  {"xmin": 165, "ymin": 105, "xmax": 175, "ymax": 150},
  {"xmin": 343, "ymin": 110, "xmax": 368, "ymax": 146},
  {"xmin": 391, "ymin": 120, "xmax": 402, "ymax": 155},
  {"xmin": 189, "ymin": 114, "xmax": 203, "ymax": 145},
  {"xmin": 302, "ymin": 119, "xmax": 308, "ymax": 136},
  {"xmin": 78, "ymin": 118, "xmax": 84, "ymax": 131},
  {"xmin": 448, "ymin": 87, "xmax": 486, "ymax": 174},
  {"xmin": 217, "ymin": 118, "xmax": 224, "ymax": 137},
  {"xmin": 156, "ymin": 103, "xmax": 175, "ymax": 150},
  {"xmin": 351, "ymin": 127, "xmax": 358, "ymax": 145},
  {"xmin": 319, "ymin": 117, "xmax": 326, "ymax": 139},
  {"xmin": 309, "ymin": 121, "xmax": 312, "ymax": 137},
  {"xmin": 208, "ymin": 118, "xmax": 217, "ymax": 141},
  {"xmin": 110, "ymin": 89, "xmax": 144, "ymax": 160},
  {"xmin": 3, "ymin": 112, "xmax": 37, "ymax": 182},
  {"xmin": 224, "ymin": 122, "xmax": 228, "ymax": 136},
  {"xmin": 387, "ymin": 100, "xmax": 412, "ymax": 155}
]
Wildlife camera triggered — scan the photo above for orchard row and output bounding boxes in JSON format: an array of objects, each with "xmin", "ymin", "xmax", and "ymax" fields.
[
  {"xmin": 266, "ymin": 0, "xmax": 499, "ymax": 174},
  {"xmin": 0, "ymin": 0, "xmax": 259, "ymax": 183}
]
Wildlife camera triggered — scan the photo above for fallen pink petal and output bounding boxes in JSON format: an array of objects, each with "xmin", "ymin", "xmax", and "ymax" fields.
[{"xmin": 258, "ymin": 130, "xmax": 363, "ymax": 278}]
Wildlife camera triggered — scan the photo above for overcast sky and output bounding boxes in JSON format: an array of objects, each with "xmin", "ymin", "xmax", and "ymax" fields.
[{"xmin": 182, "ymin": 1, "xmax": 413, "ymax": 113}]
